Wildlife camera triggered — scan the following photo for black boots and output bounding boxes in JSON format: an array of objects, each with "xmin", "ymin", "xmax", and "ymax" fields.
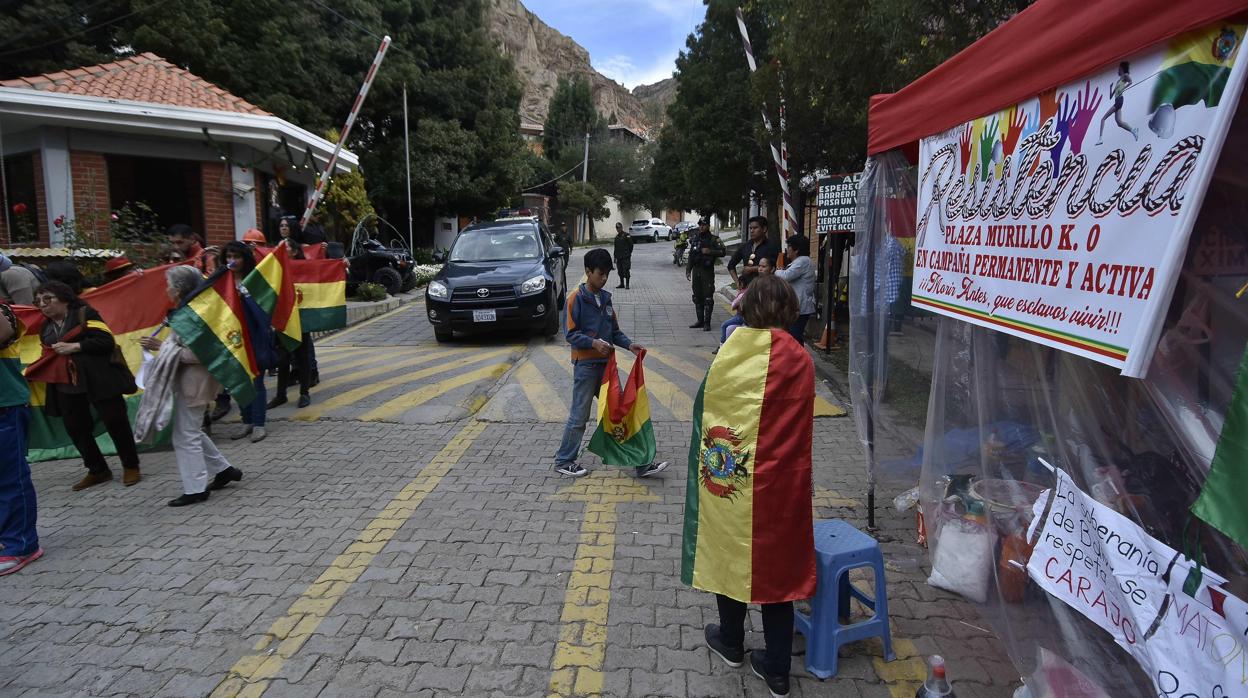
[
  {"xmin": 703, "ymin": 301, "xmax": 715, "ymax": 331},
  {"xmin": 689, "ymin": 303, "xmax": 706, "ymax": 329}
]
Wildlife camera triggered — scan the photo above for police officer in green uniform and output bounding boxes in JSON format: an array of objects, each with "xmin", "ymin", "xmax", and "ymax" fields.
[
  {"xmin": 686, "ymin": 218, "xmax": 726, "ymax": 330},
  {"xmin": 613, "ymin": 222, "xmax": 634, "ymax": 289}
]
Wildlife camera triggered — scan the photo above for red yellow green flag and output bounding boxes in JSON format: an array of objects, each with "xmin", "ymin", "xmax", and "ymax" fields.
[
  {"xmin": 168, "ymin": 269, "xmax": 259, "ymax": 406},
  {"xmin": 1191, "ymin": 345, "xmax": 1248, "ymax": 548},
  {"xmin": 242, "ymin": 242, "xmax": 302, "ymax": 348},
  {"xmin": 290, "ymin": 259, "xmax": 347, "ymax": 332},
  {"xmin": 587, "ymin": 350, "xmax": 656, "ymax": 466},
  {"xmin": 681, "ymin": 327, "xmax": 817, "ymax": 603},
  {"xmin": 15, "ymin": 266, "xmax": 174, "ymax": 461}
]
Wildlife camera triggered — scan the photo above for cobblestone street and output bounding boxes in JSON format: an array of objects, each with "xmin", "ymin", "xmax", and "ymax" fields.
[{"xmin": 1, "ymin": 242, "xmax": 1020, "ymax": 697}]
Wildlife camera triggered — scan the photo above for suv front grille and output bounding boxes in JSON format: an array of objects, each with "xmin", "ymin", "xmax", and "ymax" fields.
[{"xmin": 452, "ymin": 284, "xmax": 517, "ymax": 302}]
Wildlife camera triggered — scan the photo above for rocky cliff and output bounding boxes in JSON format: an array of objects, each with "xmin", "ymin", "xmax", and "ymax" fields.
[
  {"xmin": 631, "ymin": 77, "xmax": 677, "ymax": 127},
  {"xmin": 486, "ymin": 0, "xmax": 655, "ymax": 135}
]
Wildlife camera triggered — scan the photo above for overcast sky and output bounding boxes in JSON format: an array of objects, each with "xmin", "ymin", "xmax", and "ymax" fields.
[{"xmin": 519, "ymin": 0, "xmax": 705, "ymax": 89}]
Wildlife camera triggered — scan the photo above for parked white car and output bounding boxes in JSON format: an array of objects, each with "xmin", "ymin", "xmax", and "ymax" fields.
[{"xmin": 627, "ymin": 218, "xmax": 672, "ymax": 242}]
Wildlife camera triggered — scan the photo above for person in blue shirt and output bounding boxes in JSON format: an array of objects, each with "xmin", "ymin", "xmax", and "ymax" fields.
[{"xmin": 554, "ymin": 248, "xmax": 668, "ymax": 479}]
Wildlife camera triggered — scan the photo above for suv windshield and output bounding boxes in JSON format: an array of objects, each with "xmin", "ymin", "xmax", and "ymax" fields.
[
  {"xmin": 631, "ymin": 220, "xmax": 650, "ymax": 226},
  {"xmin": 450, "ymin": 227, "xmax": 541, "ymax": 262}
]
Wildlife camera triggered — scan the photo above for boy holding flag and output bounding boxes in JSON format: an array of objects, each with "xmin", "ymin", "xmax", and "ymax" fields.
[{"xmin": 553, "ymin": 248, "xmax": 667, "ymax": 479}]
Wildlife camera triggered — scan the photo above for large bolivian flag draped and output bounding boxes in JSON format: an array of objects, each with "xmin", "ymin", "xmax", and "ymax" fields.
[
  {"xmin": 1150, "ymin": 24, "xmax": 1244, "ymax": 112},
  {"xmin": 587, "ymin": 349, "xmax": 656, "ymax": 466},
  {"xmin": 681, "ymin": 327, "xmax": 817, "ymax": 603},
  {"xmin": 15, "ymin": 266, "xmax": 173, "ymax": 462},
  {"xmin": 242, "ymin": 243, "xmax": 302, "ymax": 349},
  {"xmin": 289, "ymin": 259, "xmax": 347, "ymax": 332},
  {"xmin": 168, "ymin": 268, "xmax": 260, "ymax": 407}
]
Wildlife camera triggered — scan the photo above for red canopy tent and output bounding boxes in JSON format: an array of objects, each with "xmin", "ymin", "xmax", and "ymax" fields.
[
  {"xmin": 848, "ymin": 1, "xmax": 1248, "ymax": 694},
  {"xmin": 867, "ymin": 0, "xmax": 1248, "ymax": 157}
]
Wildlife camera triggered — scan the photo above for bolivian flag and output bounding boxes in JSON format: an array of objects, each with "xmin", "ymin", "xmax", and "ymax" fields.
[
  {"xmin": 242, "ymin": 242, "xmax": 302, "ymax": 348},
  {"xmin": 1192, "ymin": 345, "xmax": 1248, "ymax": 548},
  {"xmin": 15, "ymin": 266, "xmax": 173, "ymax": 462},
  {"xmin": 1150, "ymin": 23, "xmax": 1245, "ymax": 112},
  {"xmin": 169, "ymin": 268, "xmax": 259, "ymax": 407},
  {"xmin": 681, "ymin": 327, "xmax": 817, "ymax": 603},
  {"xmin": 290, "ymin": 259, "xmax": 348, "ymax": 332},
  {"xmin": 587, "ymin": 350, "xmax": 656, "ymax": 466}
]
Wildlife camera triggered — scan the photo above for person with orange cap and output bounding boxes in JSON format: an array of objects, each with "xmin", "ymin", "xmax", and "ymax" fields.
[
  {"xmin": 242, "ymin": 229, "xmax": 267, "ymax": 249},
  {"xmin": 101, "ymin": 257, "xmax": 138, "ymax": 285}
]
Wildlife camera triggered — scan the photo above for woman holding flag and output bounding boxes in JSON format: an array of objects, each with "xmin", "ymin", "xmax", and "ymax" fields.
[
  {"xmin": 683, "ymin": 275, "xmax": 816, "ymax": 698},
  {"xmin": 138, "ymin": 266, "xmax": 242, "ymax": 506},
  {"xmin": 30, "ymin": 281, "xmax": 142, "ymax": 490},
  {"xmin": 269, "ymin": 216, "xmax": 315, "ymax": 409}
]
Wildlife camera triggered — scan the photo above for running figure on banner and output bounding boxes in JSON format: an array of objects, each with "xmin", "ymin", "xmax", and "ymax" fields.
[{"xmin": 1097, "ymin": 62, "xmax": 1138, "ymax": 145}]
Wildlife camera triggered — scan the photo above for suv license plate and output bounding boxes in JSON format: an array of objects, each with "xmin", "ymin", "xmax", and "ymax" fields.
[{"xmin": 473, "ymin": 309, "xmax": 497, "ymax": 323}]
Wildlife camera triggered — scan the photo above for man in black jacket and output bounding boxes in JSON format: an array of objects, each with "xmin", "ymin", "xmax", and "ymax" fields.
[{"xmin": 728, "ymin": 216, "xmax": 781, "ymax": 290}]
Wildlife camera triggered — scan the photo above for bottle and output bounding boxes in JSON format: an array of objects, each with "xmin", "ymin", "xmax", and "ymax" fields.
[{"xmin": 916, "ymin": 655, "xmax": 956, "ymax": 697}]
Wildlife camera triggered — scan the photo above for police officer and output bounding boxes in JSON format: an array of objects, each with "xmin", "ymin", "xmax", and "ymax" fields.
[
  {"xmin": 686, "ymin": 218, "xmax": 726, "ymax": 330},
  {"xmin": 613, "ymin": 222, "xmax": 634, "ymax": 289}
]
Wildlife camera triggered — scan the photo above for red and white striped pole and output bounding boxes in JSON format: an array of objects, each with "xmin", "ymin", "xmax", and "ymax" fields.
[
  {"xmin": 301, "ymin": 35, "xmax": 391, "ymax": 229},
  {"xmin": 734, "ymin": 9, "xmax": 796, "ymax": 239}
]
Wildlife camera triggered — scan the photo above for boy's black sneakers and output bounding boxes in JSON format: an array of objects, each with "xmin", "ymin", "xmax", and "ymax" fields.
[
  {"xmin": 749, "ymin": 650, "xmax": 790, "ymax": 698},
  {"xmin": 703, "ymin": 624, "xmax": 744, "ymax": 667}
]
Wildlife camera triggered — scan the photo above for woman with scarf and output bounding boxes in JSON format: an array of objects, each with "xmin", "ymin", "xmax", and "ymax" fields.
[
  {"xmin": 30, "ymin": 281, "xmax": 140, "ymax": 490},
  {"xmin": 137, "ymin": 266, "xmax": 242, "ymax": 506}
]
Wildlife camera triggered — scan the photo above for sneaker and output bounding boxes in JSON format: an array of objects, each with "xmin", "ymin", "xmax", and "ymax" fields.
[
  {"xmin": 231, "ymin": 425, "xmax": 254, "ymax": 440},
  {"xmin": 635, "ymin": 461, "xmax": 669, "ymax": 478},
  {"xmin": 297, "ymin": 394, "xmax": 311, "ymax": 408},
  {"xmin": 0, "ymin": 548, "xmax": 44, "ymax": 576},
  {"xmin": 249, "ymin": 426, "xmax": 267, "ymax": 443},
  {"xmin": 554, "ymin": 463, "xmax": 588, "ymax": 477},
  {"xmin": 704, "ymin": 624, "xmax": 744, "ymax": 667},
  {"xmin": 749, "ymin": 650, "xmax": 790, "ymax": 698},
  {"xmin": 267, "ymin": 395, "xmax": 288, "ymax": 409}
]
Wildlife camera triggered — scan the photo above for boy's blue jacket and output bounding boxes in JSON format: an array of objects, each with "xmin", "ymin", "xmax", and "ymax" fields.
[{"xmin": 565, "ymin": 283, "xmax": 632, "ymax": 363}]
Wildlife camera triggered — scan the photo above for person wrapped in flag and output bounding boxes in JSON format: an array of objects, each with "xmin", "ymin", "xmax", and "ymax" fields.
[
  {"xmin": 138, "ymin": 266, "xmax": 244, "ymax": 507},
  {"xmin": 553, "ymin": 248, "xmax": 668, "ymax": 479},
  {"xmin": 683, "ymin": 275, "xmax": 816, "ymax": 698}
]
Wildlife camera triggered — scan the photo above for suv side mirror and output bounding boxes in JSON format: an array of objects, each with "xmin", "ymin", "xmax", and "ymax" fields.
[
  {"xmin": 432, "ymin": 250, "xmax": 445, "ymax": 263},
  {"xmin": 549, "ymin": 246, "xmax": 565, "ymax": 259}
]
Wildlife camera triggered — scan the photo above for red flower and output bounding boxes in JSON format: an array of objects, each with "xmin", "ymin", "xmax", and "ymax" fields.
[
  {"xmin": 11, "ymin": 203, "xmax": 26, "ymax": 216},
  {"xmin": 53, "ymin": 215, "xmax": 64, "ymax": 228}
]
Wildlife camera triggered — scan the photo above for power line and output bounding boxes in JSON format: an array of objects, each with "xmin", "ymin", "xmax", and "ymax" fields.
[
  {"xmin": 0, "ymin": 0, "xmax": 176, "ymax": 58},
  {"xmin": 303, "ymin": 0, "xmax": 407, "ymax": 55},
  {"xmin": 522, "ymin": 160, "xmax": 585, "ymax": 192},
  {"xmin": 0, "ymin": 0, "xmax": 118, "ymax": 51}
]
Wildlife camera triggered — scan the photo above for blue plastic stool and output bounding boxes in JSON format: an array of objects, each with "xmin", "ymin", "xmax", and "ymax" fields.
[{"xmin": 794, "ymin": 519, "xmax": 895, "ymax": 679}]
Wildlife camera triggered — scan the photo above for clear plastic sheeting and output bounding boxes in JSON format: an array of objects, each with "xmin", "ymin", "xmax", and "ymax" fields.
[{"xmin": 850, "ymin": 115, "xmax": 1248, "ymax": 693}]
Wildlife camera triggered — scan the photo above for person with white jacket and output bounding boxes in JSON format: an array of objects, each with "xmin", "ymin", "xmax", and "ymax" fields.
[{"xmin": 773, "ymin": 234, "xmax": 817, "ymax": 346}]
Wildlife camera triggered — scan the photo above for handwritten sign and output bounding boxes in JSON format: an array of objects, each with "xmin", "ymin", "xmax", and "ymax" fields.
[
  {"xmin": 912, "ymin": 22, "xmax": 1248, "ymax": 376},
  {"xmin": 816, "ymin": 173, "xmax": 862, "ymax": 234},
  {"xmin": 1028, "ymin": 467, "xmax": 1247, "ymax": 696}
]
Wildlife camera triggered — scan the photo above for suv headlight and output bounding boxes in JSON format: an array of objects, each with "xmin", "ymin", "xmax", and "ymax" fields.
[
  {"xmin": 427, "ymin": 280, "xmax": 449, "ymax": 300},
  {"xmin": 519, "ymin": 276, "xmax": 546, "ymax": 295}
]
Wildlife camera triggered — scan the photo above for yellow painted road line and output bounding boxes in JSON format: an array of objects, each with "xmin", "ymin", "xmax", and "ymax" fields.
[
  {"xmin": 319, "ymin": 303, "xmax": 418, "ymax": 345},
  {"xmin": 360, "ymin": 362, "xmax": 513, "ymax": 422},
  {"xmin": 541, "ymin": 345, "xmax": 691, "ymax": 421},
  {"xmin": 544, "ymin": 345, "xmax": 574, "ymax": 375},
  {"xmin": 209, "ymin": 420, "xmax": 487, "ymax": 698},
  {"xmin": 515, "ymin": 359, "xmax": 566, "ymax": 422},
  {"xmin": 547, "ymin": 471, "xmax": 660, "ymax": 697},
  {"xmin": 311, "ymin": 346, "xmax": 466, "ymax": 393},
  {"xmin": 294, "ymin": 347, "xmax": 512, "ymax": 421},
  {"xmin": 315, "ymin": 347, "xmax": 413, "ymax": 377},
  {"xmin": 873, "ymin": 636, "xmax": 926, "ymax": 697}
]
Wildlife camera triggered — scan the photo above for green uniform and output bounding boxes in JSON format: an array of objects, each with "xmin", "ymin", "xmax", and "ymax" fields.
[
  {"xmin": 686, "ymin": 231, "xmax": 726, "ymax": 329},
  {"xmin": 613, "ymin": 232, "xmax": 634, "ymax": 285}
]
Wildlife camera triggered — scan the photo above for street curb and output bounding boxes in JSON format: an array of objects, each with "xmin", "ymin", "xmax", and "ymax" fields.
[{"xmin": 344, "ymin": 290, "xmax": 421, "ymax": 327}]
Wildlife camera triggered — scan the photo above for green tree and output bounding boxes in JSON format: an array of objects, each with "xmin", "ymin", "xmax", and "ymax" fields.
[
  {"xmin": 544, "ymin": 74, "xmax": 605, "ymax": 164},
  {"xmin": 651, "ymin": 0, "xmax": 772, "ymax": 216},
  {"xmin": 0, "ymin": 0, "xmax": 532, "ymax": 231},
  {"xmin": 556, "ymin": 180, "xmax": 608, "ymax": 221}
]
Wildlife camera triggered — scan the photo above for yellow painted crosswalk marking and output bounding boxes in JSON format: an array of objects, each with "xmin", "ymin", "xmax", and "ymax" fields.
[
  {"xmin": 361, "ymin": 362, "xmax": 512, "ymax": 421},
  {"xmin": 315, "ymin": 347, "xmax": 414, "ymax": 376},
  {"xmin": 311, "ymin": 347, "xmax": 465, "ymax": 393},
  {"xmin": 209, "ymin": 421, "xmax": 487, "ymax": 697},
  {"xmin": 515, "ymin": 359, "xmax": 566, "ymax": 422},
  {"xmin": 294, "ymin": 348, "xmax": 513, "ymax": 420},
  {"xmin": 542, "ymin": 345, "xmax": 691, "ymax": 421}
]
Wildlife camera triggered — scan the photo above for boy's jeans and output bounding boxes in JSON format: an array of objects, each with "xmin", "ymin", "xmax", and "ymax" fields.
[
  {"xmin": 0, "ymin": 406, "xmax": 39, "ymax": 557},
  {"xmin": 554, "ymin": 360, "xmax": 606, "ymax": 466}
]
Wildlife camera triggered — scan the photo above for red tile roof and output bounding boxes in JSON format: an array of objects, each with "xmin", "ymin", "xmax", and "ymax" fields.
[{"xmin": 0, "ymin": 52, "xmax": 271, "ymax": 116}]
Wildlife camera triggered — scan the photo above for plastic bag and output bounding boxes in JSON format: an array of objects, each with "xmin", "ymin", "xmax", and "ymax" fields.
[{"xmin": 927, "ymin": 518, "xmax": 995, "ymax": 603}]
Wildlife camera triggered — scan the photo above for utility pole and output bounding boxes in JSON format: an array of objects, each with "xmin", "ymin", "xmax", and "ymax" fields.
[
  {"xmin": 403, "ymin": 84, "xmax": 413, "ymax": 254},
  {"xmin": 580, "ymin": 132, "xmax": 590, "ymax": 242}
]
